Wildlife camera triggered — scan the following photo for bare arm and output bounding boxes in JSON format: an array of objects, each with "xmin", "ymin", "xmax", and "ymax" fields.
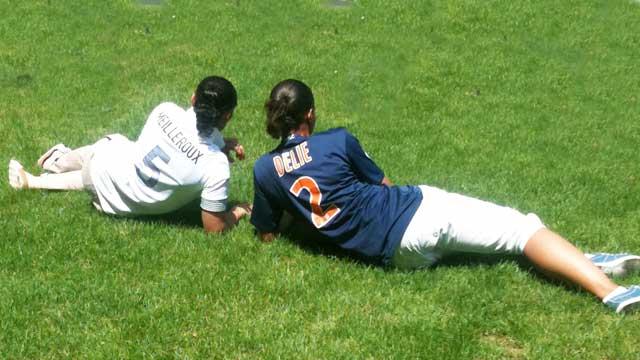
[{"xmin": 201, "ymin": 203, "xmax": 251, "ymax": 233}]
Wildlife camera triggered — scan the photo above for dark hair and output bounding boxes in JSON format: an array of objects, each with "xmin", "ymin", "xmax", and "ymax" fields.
[
  {"xmin": 264, "ymin": 79, "xmax": 314, "ymax": 139},
  {"xmin": 194, "ymin": 76, "xmax": 237, "ymax": 137}
]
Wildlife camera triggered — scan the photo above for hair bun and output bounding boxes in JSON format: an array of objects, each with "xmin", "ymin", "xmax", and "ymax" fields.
[
  {"xmin": 264, "ymin": 79, "xmax": 314, "ymax": 140},
  {"xmin": 194, "ymin": 76, "xmax": 237, "ymax": 137}
]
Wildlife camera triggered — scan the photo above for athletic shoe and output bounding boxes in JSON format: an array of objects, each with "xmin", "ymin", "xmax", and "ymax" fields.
[
  {"xmin": 8, "ymin": 159, "xmax": 28, "ymax": 190},
  {"xmin": 37, "ymin": 143, "xmax": 70, "ymax": 172},
  {"xmin": 603, "ymin": 286, "xmax": 640, "ymax": 313},
  {"xmin": 586, "ymin": 253, "xmax": 640, "ymax": 278}
]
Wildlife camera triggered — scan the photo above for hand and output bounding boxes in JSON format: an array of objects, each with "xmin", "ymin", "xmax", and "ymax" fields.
[
  {"xmin": 223, "ymin": 137, "xmax": 245, "ymax": 162},
  {"xmin": 231, "ymin": 203, "xmax": 252, "ymax": 221}
]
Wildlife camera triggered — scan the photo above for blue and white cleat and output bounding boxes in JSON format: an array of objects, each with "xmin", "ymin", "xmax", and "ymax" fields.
[
  {"xmin": 603, "ymin": 286, "xmax": 640, "ymax": 313},
  {"xmin": 586, "ymin": 253, "xmax": 640, "ymax": 278}
]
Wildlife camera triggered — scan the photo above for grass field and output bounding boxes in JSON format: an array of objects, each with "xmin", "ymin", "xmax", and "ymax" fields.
[{"xmin": 2, "ymin": 0, "xmax": 640, "ymax": 358}]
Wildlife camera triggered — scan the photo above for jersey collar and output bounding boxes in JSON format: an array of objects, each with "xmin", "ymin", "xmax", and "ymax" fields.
[
  {"xmin": 207, "ymin": 128, "xmax": 225, "ymax": 149},
  {"xmin": 278, "ymin": 133, "xmax": 308, "ymax": 150}
]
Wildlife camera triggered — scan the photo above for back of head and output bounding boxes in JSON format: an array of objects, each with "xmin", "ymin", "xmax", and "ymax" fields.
[
  {"xmin": 194, "ymin": 76, "xmax": 237, "ymax": 137},
  {"xmin": 264, "ymin": 79, "xmax": 314, "ymax": 139}
]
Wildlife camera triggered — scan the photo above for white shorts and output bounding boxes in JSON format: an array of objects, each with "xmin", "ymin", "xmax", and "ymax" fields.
[
  {"xmin": 81, "ymin": 134, "xmax": 130, "ymax": 212},
  {"xmin": 391, "ymin": 185, "xmax": 545, "ymax": 270}
]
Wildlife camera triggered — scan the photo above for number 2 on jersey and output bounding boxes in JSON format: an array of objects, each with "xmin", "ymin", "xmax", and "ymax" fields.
[
  {"xmin": 135, "ymin": 145, "xmax": 170, "ymax": 187},
  {"xmin": 289, "ymin": 176, "xmax": 341, "ymax": 229}
]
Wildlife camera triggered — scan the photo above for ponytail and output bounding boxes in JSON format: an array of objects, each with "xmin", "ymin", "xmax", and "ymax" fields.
[
  {"xmin": 195, "ymin": 102, "xmax": 222, "ymax": 137},
  {"xmin": 265, "ymin": 95, "xmax": 301, "ymax": 139}
]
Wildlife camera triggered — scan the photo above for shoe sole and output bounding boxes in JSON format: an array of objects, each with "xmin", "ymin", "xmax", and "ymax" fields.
[
  {"xmin": 8, "ymin": 159, "xmax": 28, "ymax": 190},
  {"xmin": 587, "ymin": 254, "xmax": 640, "ymax": 278},
  {"xmin": 618, "ymin": 297, "xmax": 640, "ymax": 314},
  {"xmin": 599, "ymin": 258, "xmax": 640, "ymax": 277}
]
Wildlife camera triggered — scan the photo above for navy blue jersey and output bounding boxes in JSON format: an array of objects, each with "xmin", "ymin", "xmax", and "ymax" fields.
[{"xmin": 251, "ymin": 128, "xmax": 423, "ymax": 265}]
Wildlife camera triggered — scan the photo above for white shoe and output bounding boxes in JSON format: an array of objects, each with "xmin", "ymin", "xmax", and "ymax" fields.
[
  {"xmin": 37, "ymin": 143, "xmax": 71, "ymax": 172},
  {"xmin": 8, "ymin": 159, "xmax": 29, "ymax": 190}
]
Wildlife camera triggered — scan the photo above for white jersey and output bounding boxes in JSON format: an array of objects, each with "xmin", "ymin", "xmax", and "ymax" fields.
[{"xmin": 88, "ymin": 102, "xmax": 230, "ymax": 215}]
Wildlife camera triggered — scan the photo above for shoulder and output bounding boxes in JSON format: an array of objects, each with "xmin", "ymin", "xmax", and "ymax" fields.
[
  {"xmin": 309, "ymin": 127, "xmax": 352, "ymax": 144},
  {"xmin": 311, "ymin": 127, "xmax": 361, "ymax": 152},
  {"xmin": 315, "ymin": 127, "xmax": 359, "ymax": 142},
  {"xmin": 317, "ymin": 127, "xmax": 351, "ymax": 137},
  {"xmin": 200, "ymin": 150, "xmax": 230, "ymax": 179},
  {"xmin": 253, "ymin": 152, "xmax": 275, "ymax": 177}
]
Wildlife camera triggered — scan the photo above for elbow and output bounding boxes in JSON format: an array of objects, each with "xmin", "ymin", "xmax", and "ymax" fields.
[
  {"xmin": 201, "ymin": 208, "xmax": 236, "ymax": 234},
  {"xmin": 202, "ymin": 217, "xmax": 230, "ymax": 234},
  {"xmin": 203, "ymin": 223, "xmax": 226, "ymax": 234}
]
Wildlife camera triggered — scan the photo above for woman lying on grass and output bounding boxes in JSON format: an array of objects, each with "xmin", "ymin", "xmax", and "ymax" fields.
[
  {"xmin": 250, "ymin": 79, "xmax": 640, "ymax": 313},
  {"xmin": 9, "ymin": 76, "xmax": 251, "ymax": 233}
]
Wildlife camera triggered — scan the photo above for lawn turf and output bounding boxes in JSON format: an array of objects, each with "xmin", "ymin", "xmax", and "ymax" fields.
[{"xmin": 1, "ymin": 0, "xmax": 639, "ymax": 358}]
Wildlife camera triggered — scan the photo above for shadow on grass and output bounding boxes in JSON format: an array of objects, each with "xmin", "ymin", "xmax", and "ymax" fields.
[
  {"xmin": 104, "ymin": 201, "xmax": 584, "ymax": 295},
  {"xmin": 279, "ymin": 220, "xmax": 584, "ymax": 294},
  {"xmin": 102, "ymin": 198, "xmax": 246, "ymax": 230},
  {"xmin": 277, "ymin": 220, "xmax": 380, "ymax": 267},
  {"xmin": 436, "ymin": 254, "xmax": 583, "ymax": 294}
]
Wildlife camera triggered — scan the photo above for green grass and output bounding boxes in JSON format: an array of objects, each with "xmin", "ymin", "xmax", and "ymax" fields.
[{"xmin": 2, "ymin": 0, "xmax": 640, "ymax": 358}]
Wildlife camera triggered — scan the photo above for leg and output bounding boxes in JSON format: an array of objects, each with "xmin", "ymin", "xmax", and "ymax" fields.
[
  {"xmin": 39, "ymin": 145, "xmax": 94, "ymax": 173},
  {"xmin": 524, "ymin": 231, "xmax": 640, "ymax": 313},
  {"xmin": 392, "ymin": 186, "xmax": 540, "ymax": 269},
  {"xmin": 9, "ymin": 159, "xmax": 84, "ymax": 190},
  {"xmin": 45, "ymin": 135, "xmax": 128, "ymax": 173},
  {"xmin": 37, "ymin": 144, "xmax": 71, "ymax": 171},
  {"xmin": 392, "ymin": 186, "xmax": 640, "ymax": 312},
  {"xmin": 523, "ymin": 228, "xmax": 617, "ymax": 299},
  {"xmin": 10, "ymin": 135, "xmax": 119, "ymax": 189},
  {"xmin": 431, "ymin": 188, "xmax": 619, "ymax": 299}
]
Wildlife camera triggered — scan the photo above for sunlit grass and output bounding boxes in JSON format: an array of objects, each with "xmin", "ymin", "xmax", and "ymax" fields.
[{"xmin": 1, "ymin": 0, "xmax": 639, "ymax": 358}]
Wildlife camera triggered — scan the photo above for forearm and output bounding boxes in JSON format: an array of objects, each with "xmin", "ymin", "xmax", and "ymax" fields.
[
  {"xmin": 202, "ymin": 204, "xmax": 251, "ymax": 233},
  {"xmin": 222, "ymin": 208, "xmax": 242, "ymax": 230}
]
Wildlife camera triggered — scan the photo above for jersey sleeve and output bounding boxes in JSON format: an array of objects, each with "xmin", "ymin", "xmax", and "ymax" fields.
[
  {"xmin": 200, "ymin": 156, "xmax": 230, "ymax": 212},
  {"xmin": 250, "ymin": 167, "xmax": 283, "ymax": 233},
  {"xmin": 344, "ymin": 131, "xmax": 385, "ymax": 184}
]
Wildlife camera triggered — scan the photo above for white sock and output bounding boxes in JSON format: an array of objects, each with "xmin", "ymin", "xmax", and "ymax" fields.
[
  {"xmin": 603, "ymin": 286, "xmax": 628, "ymax": 303},
  {"xmin": 26, "ymin": 171, "xmax": 85, "ymax": 190}
]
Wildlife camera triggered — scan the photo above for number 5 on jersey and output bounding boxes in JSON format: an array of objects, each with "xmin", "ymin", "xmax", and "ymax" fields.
[
  {"xmin": 136, "ymin": 145, "xmax": 170, "ymax": 187},
  {"xmin": 289, "ymin": 176, "xmax": 341, "ymax": 229}
]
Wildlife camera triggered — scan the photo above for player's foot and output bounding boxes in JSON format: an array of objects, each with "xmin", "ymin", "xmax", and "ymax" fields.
[
  {"xmin": 603, "ymin": 286, "xmax": 640, "ymax": 314},
  {"xmin": 586, "ymin": 253, "xmax": 640, "ymax": 278},
  {"xmin": 37, "ymin": 143, "xmax": 70, "ymax": 172},
  {"xmin": 8, "ymin": 159, "xmax": 29, "ymax": 190}
]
